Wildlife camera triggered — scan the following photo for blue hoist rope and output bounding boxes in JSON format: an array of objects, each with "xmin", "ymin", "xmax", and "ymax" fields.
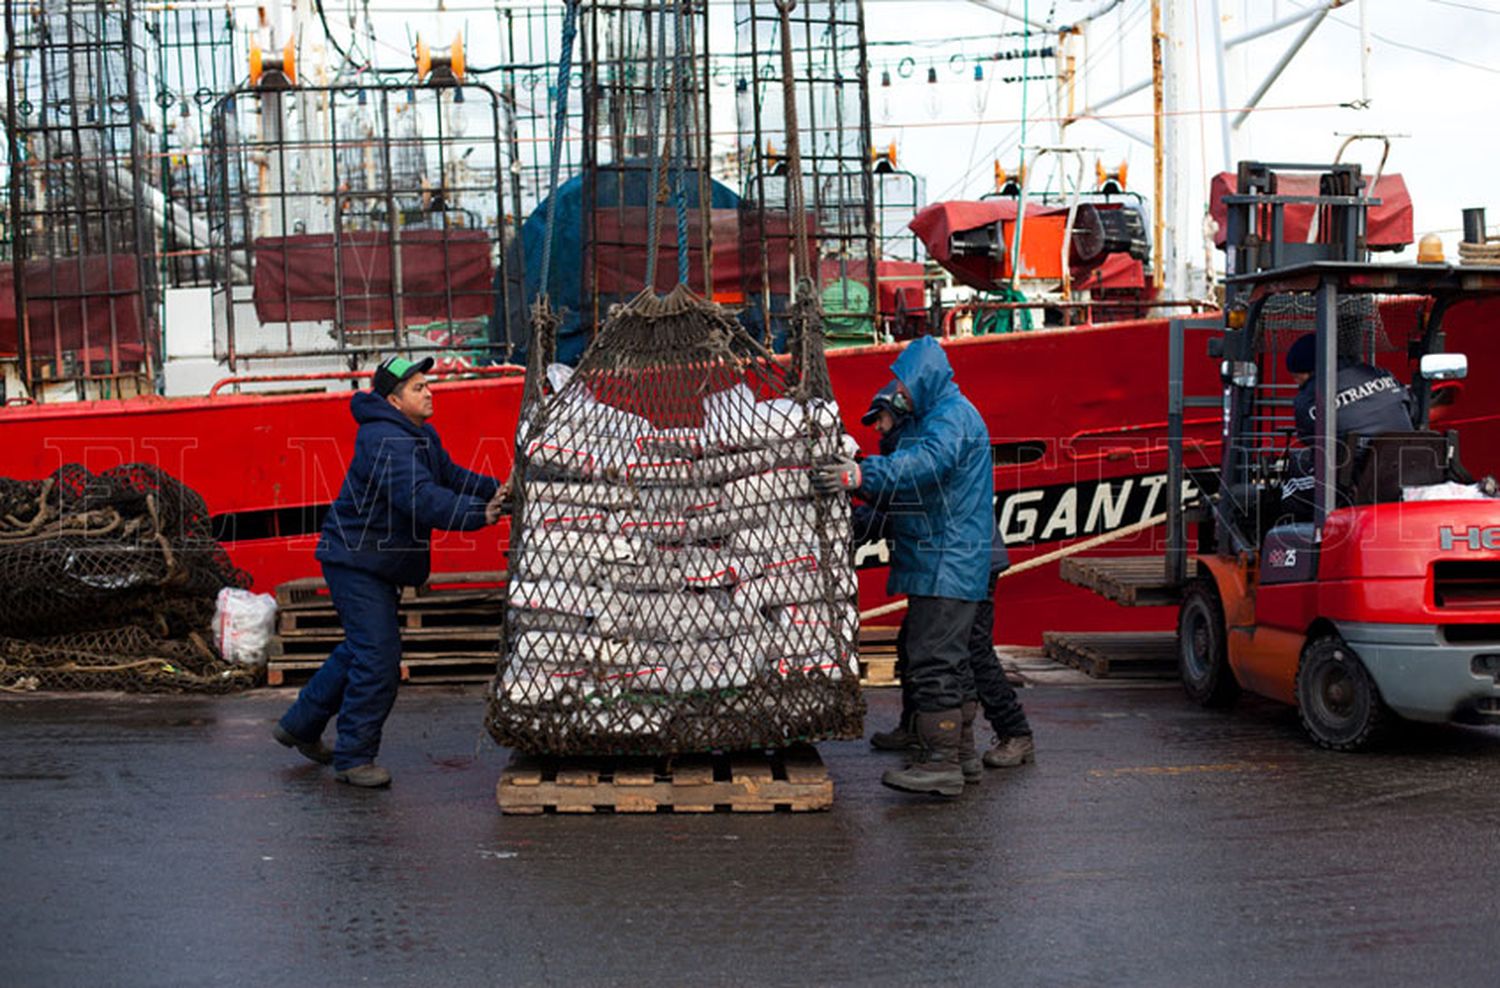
[
  {"xmin": 670, "ymin": 1, "xmax": 691, "ymax": 286},
  {"xmin": 538, "ymin": 0, "xmax": 580, "ymax": 303},
  {"xmin": 644, "ymin": 1, "xmax": 669, "ymax": 290}
]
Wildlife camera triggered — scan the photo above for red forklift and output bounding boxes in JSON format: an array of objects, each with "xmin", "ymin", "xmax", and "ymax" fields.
[{"xmin": 1168, "ymin": 162, "xmax": 1500, "ymax": 749}]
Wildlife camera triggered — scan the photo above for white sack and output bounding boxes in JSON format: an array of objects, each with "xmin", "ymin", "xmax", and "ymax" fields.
[{"xmin": 211, "ymin": 588, "xmax": 277, "ymax": 666}]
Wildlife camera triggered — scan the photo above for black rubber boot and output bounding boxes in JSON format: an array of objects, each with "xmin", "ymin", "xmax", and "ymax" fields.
[
  {"xmin": 959, "ymin": 701, "xmax": 981, "ymax": 783},
  {"xmin": 870, "ymin": 712, "xmax": 919, "ymax": 752},
  {"xmin": 881, "ymin": 710, "xmax": 965, "ymax": 798}
]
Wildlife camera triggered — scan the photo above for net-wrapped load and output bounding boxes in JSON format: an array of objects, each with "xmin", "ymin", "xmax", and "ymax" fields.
[
  {"xmin": 486, "ymin": 286, "xmax": 865, "ymax": 755},
  {"xmin": 0, "ymin": 463, "xmax": 257, "ymax": 693}
]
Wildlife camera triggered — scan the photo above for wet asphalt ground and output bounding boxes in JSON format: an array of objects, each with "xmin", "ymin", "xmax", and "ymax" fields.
[{"xmin": 4, "ymin": 682, "xmax": 1500, "ymax": 987}]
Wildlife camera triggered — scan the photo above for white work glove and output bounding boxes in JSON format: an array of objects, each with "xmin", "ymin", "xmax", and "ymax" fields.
[{"xmin": 812, "ymin": 456, "xmax": 862, "ymax": 496}]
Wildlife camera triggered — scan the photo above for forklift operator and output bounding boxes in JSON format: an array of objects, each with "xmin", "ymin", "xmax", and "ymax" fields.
[{"xmin": 1280, "ymin": 328, "xmax": 1415, "ymax": 521}]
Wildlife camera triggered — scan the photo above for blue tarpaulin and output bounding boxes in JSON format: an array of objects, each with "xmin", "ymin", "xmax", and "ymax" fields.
[{"xmin": 492, "ymin": 163, "xmax": 741, "ymax": 366}]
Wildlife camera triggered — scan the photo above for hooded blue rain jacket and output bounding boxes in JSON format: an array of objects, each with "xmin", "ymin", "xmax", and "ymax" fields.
[
  {"xmin": 856, "ymin": 337, "xmax": 994, "ymax": 601},
  {"xmin": 317, "ymin": 391, "xmax": 499, "ymax": 586}
]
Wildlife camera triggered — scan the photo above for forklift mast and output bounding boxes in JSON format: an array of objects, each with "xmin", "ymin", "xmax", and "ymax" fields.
[{"xmin": 1166, "ymin": 162, "xmax": 1379, "ymax": 583}]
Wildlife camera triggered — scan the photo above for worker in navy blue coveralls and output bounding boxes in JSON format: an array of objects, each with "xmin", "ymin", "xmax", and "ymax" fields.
[
  {"xmin": 274, "ymin": 356, "xmax": 505, "ymax": 788},
  {"xmin": 815, "ymin": 336, "xmax": 994, "ymax": 798},
  {"xmin": 1279, "ymin": 330, "xmax": 1415, "ymax": 523},
  {"xmin": 852, "ymin": 380, "xmax": 1034, "ymax": 784}
]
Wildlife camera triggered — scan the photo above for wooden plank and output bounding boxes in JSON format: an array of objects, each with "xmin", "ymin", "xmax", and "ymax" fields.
[
  {"xmin": 1058, "ymin": 556, "xmax": 1197, "ymax": 607},
  {"xmin": 1043, "ymin": 631, "xmax": 1179, "ymax": 680},
  {"xmin": 668, "ymin": 756, "xmax": 716, "ymax": 812},
  {"xmin": 503, "ymin": 753, "xmax": 547, "ymax": 786},
  {"xmin": 860, "ymin": 656, "xmax": 898, "ymax": 688},
  {"xmin": 780, "ymin": 745, "xmax": 828, "ymax": 786},
  {"xmin": 271, "ymin": 627, "xmax": 499, "ymax": 658},
  {"xmin": 277, "ymin": 602, "xmax": 503, "ymax": 635},
  {"xmin": 729, "ymin": 753, "xmax": 775, "ymax": 812},
  {"xmin": 265, "ymin": 655, "xmax": 496, "ymax": 688},
  {"xmin": 556, "ymin": 764, "xmax": 599, "ymax": 787},
  {"xmin": 276, "ymin": 571, "xmax": 506, "ymax": 611},
  {"xmin": 277, "ymin": 614, "xmax": 501, "ymax": 638},
  {"xmin": 612, "ymin": 763, "xmax": 657, "ymax": 786}
]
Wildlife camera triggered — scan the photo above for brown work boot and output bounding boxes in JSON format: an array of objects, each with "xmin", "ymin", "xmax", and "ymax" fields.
[
  {"xmin": 335, "ymin": 763, "xmax": 392, "ymax": 788},
  {"xmin": 870, "ymin": 715, "xmax": 919, "ymax": 752},
  {"xmin": 272, "ymin": 724, "xmax": 333, "ymax": 766},
  {"xmin": 881, "ymin": 710, "xmax": 965, "ymax": 798},
  {"xmin": 959, "ymin": 701, "xmax": 982, "ymax": 783},
  {"xmin": 983, "ymin": 734, "xmax": 1036, "ymax": 769}
]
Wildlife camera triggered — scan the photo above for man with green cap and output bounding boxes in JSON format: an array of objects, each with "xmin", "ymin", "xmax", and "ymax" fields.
[{"xmin": 274, "ymin": 356, "xmax": 506, "ymax": 787}]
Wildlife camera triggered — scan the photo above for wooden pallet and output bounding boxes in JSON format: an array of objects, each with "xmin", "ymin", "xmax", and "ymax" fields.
[
  {"xmin": 858, "ymin": 625, "xmax": 900, "ymax": 687},
  {"xmin": 275, "ymin": 570, "xmax": 507, "ymax": 610},
  {"xmin": 270, "ymin": 625, "xmax": 498, "ymax": 658},
  {"xmin": 278, "ymin": 603, "xmax": 502, "ymax": 635},
  {"xmin": 1042, "ymin": 631, "xmax": 1180, "ymax": 680},
  {"xmin": 497, "ymin": 744, "xmax": 832, "ymax": 814},
  {"xmin": 856, "ymin": 624, "xmax": 1025, "ymax": 688},
  {"xmin": 1058, "ymin": 556, "xmax": 1197, "ymax": 607},
  {"xmin": 265, "ymin": 652, "xmax": 496, "ymax": 687}
]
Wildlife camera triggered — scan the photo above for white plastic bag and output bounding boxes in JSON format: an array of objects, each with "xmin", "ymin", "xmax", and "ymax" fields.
[
  {"xmin": 1403, "ymin": 481, "xmax": 1491, "ymax": 502},
  {"xmin": 212, "ymin": 588, "xmax": 278, "ymax": 666}
]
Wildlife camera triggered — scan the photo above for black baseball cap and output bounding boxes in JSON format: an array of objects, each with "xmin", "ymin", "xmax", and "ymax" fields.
[
  {"xmin": 372, "ymin": 355, "xmax": 434, "ymax": 397},
  {"xmin": 861, "ymin": 379, "xmax": 906, "ymax": 425}
]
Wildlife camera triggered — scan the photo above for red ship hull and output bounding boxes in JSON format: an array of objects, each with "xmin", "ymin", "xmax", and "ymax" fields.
[{"xmin": 6, "ymin": 300, "xmax": 1498, "ymax": 644}]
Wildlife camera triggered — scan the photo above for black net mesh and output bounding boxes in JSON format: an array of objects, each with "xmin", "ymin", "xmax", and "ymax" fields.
[
  {"xmin": 486, "ymin": 284, "xmax": 865, "ymax": 755},
  {"xmin": 0, "ymin": 464, "xmax": 257, "ymax": 693}
]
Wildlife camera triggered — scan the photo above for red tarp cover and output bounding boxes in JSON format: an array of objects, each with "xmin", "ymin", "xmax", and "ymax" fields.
[
  {"xmin": 252, "ymin": 228, "xmax": 494, "ymax": 326},
  {"xmin": 909, "ymin": 200, "xmax": 1143, "ymax": 292},
  {"xmin": 0, "ymin": 256, "xmax": 148, "ymax": 365},
  {"xmin": 909, "ymin": 199, "xmax": 1067, "ymax": 266},
  {"xmin": 591, "ymin": 208, "xmax": 822, "ymax": 300},
  {"xmin": 871, "ymin": 259, "xmax": 926, "ymax": 315},
  {"xmin": 1208, "ymin": 171, "xmax": 1413, "ymax": 250}
]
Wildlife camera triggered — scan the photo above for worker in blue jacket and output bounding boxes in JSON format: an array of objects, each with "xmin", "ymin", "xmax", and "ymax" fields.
[
  {"xmin": 274, "ymin": 356, "xmax": 506, "ymax": 788},
  {"xmin": 815, "ymin": 335, "xmax": 993, "ymax": 798},
  {"xmin": 855, "ymin": 380, "xmax": 1034, "ymax": 782}
]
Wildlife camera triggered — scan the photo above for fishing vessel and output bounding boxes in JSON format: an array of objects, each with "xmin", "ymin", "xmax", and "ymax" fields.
[{"xmin": 3, "ymin": 0, "xmax": 1495, "ymax": 644}]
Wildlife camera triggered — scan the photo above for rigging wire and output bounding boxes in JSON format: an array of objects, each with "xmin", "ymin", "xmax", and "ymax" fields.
[
  {"xmin": 1423, "ymin": 0, "xmax": 1500, "ymax": 14},
  {"xmin": 1286, "ymin": 0, "xmax": 1500, "ymax": 75},
  {"xmin": 924, "ymin": 0, "xmax": 1149, "ymax": 203}
]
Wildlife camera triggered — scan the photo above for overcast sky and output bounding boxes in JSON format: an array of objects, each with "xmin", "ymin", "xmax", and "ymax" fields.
[
  {"xmin": 850, "ymin": 0, "xmax": 1500, "ymax": 264},
  {"xmin": 283, "ymin": 0, "xmax": 1500, "ymax": 267}
]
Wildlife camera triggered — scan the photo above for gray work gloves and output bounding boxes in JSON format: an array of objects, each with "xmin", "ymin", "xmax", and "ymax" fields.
[{"xmin": 812, "ymin": 456, "xmax": 862, "ymax": 496}]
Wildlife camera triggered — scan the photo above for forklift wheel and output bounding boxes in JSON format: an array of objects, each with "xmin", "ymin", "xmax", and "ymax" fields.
[
  {"xmin": 1177, "ymin": 580, "xmax": 1240, "ymax": 707},
  {"xmin": 1295, "ymin": 636, "xmax": 1389, "ymax": 751}
]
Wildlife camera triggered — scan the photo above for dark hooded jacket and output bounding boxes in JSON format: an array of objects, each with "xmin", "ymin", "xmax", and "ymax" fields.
[
  {"xmin": 854, "ymin": 337, "xmax": 994, "ymax": 601},
  {"xmin": 853, "ymin": 409, "xmax": 1009, "ymax": 575},
  {"xmin": 317, "ymin": 391, "xmax": 500, "ymax": 585}
]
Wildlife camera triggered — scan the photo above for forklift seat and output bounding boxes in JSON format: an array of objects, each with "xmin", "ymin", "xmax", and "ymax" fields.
[{"xmin": 1340, "ymin": 431, "xmax": 1451, "ymax": 506}]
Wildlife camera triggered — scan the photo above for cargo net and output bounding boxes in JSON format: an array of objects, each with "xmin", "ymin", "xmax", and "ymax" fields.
[
  {"xmin": 0, "ymin": 464, "xmax": 257, "ymax": 693},
  {"xmin": 1252, "ymin": 292, "xmax": 1405, "ymax": 437},
  {"xmin": 486, "ymin": 285, "xmax": 866, "ymax": 755}
]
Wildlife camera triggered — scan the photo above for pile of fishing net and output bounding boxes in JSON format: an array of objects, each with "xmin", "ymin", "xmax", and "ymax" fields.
[
  {"xmin": 486, "ymin": 285, "xmax": 865, "ymax": 755},
  {"xmin": 0, "ymin": 463, "xmax": 258, "ymax": 693}
]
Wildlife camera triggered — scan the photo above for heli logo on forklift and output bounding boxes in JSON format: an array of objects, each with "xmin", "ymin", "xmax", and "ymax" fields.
[{"xmin": 1439, "ymin": 526, "xmax": 1500, "ymax": 551}]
